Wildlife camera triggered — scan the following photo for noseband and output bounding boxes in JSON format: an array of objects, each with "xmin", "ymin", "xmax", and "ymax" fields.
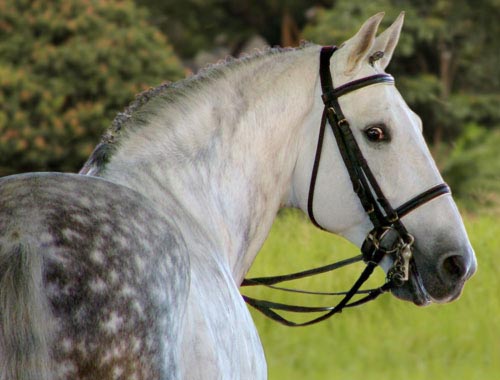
[{"xmin": 242, "ymin": 46, "xmax": 450, "ymax": 326}]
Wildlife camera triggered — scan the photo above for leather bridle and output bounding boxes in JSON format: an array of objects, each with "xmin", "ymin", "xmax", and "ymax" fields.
[{"xmin": 242, "ymin": 46, "xmax": 450, "ymax": 326}]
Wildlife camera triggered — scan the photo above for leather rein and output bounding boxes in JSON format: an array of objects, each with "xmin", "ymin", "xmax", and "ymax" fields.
[{"xmin": 241, "ymin": 46, "xmax": 450, "ymax": 327}]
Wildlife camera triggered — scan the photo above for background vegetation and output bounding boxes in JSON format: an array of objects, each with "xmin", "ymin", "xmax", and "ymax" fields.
[
  {"xmin": 1, "ymin": 0, "xmax": 499, "ymax": 378},
  {"xmin": 1, "ymin": 0, "xmax": 498, "ymax": 207},
  {"xmin": 0, "ymin": 0, "xmax": 184, "ymax": 174}
]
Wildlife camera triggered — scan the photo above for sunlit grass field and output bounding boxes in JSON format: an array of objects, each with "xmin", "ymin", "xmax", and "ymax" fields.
[{"xmin": 245, "ymin": 210, "xmax": 498, "ymax": 380}]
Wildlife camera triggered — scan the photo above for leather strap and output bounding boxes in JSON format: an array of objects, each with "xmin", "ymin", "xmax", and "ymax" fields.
[
  {"xmin": 307, "ymin": 107, "xmax": 329, "ymax": 230},
  {"xmin": 242, "ymin": 254, "xmax": 362, "ymax": 286},
  {"xmin": 243, "ymin": 254, "xmax": 390, "ymax": 327},
  {"xmin": 395, "ymin": 183, "xmax": 450, "ymax": 218}
]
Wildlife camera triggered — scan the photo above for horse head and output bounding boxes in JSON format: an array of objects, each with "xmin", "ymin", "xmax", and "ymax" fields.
[{"xmin": 292, "ymin": 13, "xmax": 476, "ymax": 306}]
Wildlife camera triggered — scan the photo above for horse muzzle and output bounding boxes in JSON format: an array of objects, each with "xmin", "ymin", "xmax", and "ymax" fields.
[{"xmin": 391, "ymin": 244, "xmax": 477, "ymax": 306}]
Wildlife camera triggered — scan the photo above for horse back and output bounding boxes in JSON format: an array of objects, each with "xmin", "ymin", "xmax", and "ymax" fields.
[{"xmin": 0, "ymin": 173, "xmax": 189, "ymax": 380}]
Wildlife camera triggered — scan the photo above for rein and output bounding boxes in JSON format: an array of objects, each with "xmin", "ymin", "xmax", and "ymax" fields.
[{"xmin": 241, "ymin": 46, "xmax": 450, "ymax": 327}]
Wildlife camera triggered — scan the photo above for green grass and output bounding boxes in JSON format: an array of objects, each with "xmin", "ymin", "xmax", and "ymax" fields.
[{"xmin": 244, "ymin": 210, "xmax": 499, "ymax": 380}]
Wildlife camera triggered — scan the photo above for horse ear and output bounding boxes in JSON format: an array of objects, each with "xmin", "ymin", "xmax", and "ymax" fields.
[
  {"xmin": 343, "ymin": 12, "xmax": 385, "ymax": 75},
  {"xmin": 370, "ymin": 12, "xmax": 405, "ymax": 70}
]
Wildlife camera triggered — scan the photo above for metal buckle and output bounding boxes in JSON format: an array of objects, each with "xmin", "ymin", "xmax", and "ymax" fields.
[
  {"xmin": 337, "ymin": 118, "xmax": 348, "ymax": 127},
  {"xmin": 387, "ymin": 212, "xmax": 399, "ymax": 223}
]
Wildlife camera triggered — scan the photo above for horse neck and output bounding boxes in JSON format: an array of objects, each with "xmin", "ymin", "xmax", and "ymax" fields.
[{"xmin": 99, "ymin": 46, "xmax": 321, "ymax": 283}]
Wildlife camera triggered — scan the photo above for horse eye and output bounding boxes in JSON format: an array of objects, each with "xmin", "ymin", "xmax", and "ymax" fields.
[{"xmin": 364, "ymin": 125, "xmax": 387, "ymax": 142}]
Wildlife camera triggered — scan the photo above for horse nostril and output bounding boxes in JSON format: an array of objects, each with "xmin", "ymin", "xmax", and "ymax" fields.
[{"xmin": 441, "ymin": 255, "xmax": 467, "ymax": 283}]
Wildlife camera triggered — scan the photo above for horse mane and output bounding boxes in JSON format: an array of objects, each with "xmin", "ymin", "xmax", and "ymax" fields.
[{"xmin": 80, "ymin": 44, "xmax": 309, "ymax": 175}]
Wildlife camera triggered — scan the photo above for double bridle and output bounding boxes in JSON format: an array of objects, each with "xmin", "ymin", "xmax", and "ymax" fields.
[{"xmin": 242, "ymin": 46, "xmax": 450, "ymax": 326}]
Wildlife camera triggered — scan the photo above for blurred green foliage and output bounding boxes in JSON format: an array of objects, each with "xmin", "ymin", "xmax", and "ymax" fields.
[
  {"xmin": 442, "ymin": 124, "xmax": 500, "ymax": 211},
  {"xmin": 0, "ymin": 0, "xmax": 184, "ymax": 175},
  {"xmin": 136, "ymin": 0, "xmax": 334, "ymax": 58}
]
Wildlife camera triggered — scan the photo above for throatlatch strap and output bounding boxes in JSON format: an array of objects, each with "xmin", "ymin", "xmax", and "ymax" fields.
[
  {"xmin": 306, "ymin": 46, "xmax": 337, "ymax": 229},
  {"xmin": 307, "ymin": 107, "xmax": 329, "ymax": 230}
]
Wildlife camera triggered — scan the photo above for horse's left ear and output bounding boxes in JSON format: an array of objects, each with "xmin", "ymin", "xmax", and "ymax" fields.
[
  {"xmin": 343, "ymin": 12, "xmax": 385, "ymax": 75},
  {"xmin": 370, "ymin": 12, "xmax": 405, "ymax": 70}
]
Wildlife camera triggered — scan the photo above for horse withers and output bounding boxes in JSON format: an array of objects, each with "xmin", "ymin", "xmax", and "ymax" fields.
[{"xmin": 0, "ymin": 12, "xmax": 476, "ymax": 380}]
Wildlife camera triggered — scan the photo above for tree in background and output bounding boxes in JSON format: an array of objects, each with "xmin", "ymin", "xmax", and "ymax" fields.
[
  {"xmin": 0, "ymin": 0, "xmax": 184, "ymax": 175},
  {"xmin": 303, "ymin": 0, "xmax": 500, "ymax": 146},
  {"xmin": 136, "ymin": 0, "xmax": 334, "ymax": 59}
]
